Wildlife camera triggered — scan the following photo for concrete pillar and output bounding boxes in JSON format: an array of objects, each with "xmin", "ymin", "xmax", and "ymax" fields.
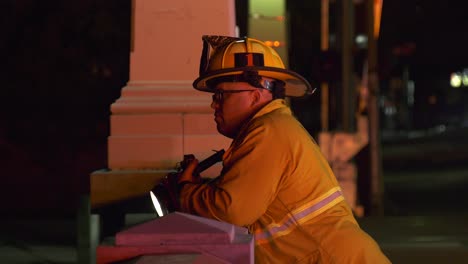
[
  {"xmin": 108, "ymin": 0, "xmax": 235, "ymax": 173},
  {"xmin": 86, "ymin": 2, "xmax": 236, "ymax": 260},
  {"xmin": 90, "ymin": 0, "xmax": 236, "ymax": 211}
]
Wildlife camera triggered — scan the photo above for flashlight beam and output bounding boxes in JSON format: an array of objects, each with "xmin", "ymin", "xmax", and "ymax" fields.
[{"xmin": 150, "ymin": 191, "xmax": 164, "ymax": 217}]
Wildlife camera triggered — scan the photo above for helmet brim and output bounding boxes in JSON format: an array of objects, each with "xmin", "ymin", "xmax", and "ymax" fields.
[{"xmin": 193, "ymin": 66, "xmax": 314, "ymax": 97}]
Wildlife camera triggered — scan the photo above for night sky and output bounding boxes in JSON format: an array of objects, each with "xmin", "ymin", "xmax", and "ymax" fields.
[{"xmin": 1, "ymin": 0, "xmax": 467, "ymax": 217}]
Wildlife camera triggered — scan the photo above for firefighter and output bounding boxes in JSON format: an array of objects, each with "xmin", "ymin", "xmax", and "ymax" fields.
[{"xmin": 177, "ymin": 35, "xmax": 391, "ymax": 263}]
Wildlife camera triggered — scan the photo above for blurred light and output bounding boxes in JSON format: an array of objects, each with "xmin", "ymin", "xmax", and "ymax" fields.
[
  {"xmin": 450, "ymin": 72, "xmax": 462, "ymax": 88},
  {"xmin": 355, "ymin": 34, "xmax": 368, "ymax": 48},
  {"xmin": 374, "ymin": 0, "xmax": 383, "ymax": 38},
  {"xmin": 463, "ymin": 75, "xmax": 468, "ymax": 86},
  {"xmin": 384, "ymin": 105, "xmax": 396, "ymax": 116},
  {"xmin": 249, "ymin": 14, "xmax": 285, "ymax": 21},
  {"xmin": 264, "ymin": 40, "xmax": 284, "ymax": 47},
  {"xmin": 355, "ymin": 34, "xmax": 367, "ymax": 44},
  {"xmin": 463, "ymin": 69, "xmax": 468, "ymax": 86},
  {"xmin": 428, "ymin": 95, "xmax": 437, "ymax": 105},
  {"xmin": 276, "ymin": 16, "xmax": 285, "ymax": 21}
]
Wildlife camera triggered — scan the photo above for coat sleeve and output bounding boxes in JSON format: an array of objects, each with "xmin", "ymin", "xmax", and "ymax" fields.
[{"xmin": 179, "ymin": 117, "xmax": 289, "ymax": 227}]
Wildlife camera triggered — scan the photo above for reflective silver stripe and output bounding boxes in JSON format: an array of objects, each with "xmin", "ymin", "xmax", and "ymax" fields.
[{"xmin": 254, "ymin": 187, "xmax": 344, "ymax": 243}]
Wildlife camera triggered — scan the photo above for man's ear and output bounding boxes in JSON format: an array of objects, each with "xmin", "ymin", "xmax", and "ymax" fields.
[{"xmin": 250, "ymin": 89, "xmax": 262, "ymax": 107}]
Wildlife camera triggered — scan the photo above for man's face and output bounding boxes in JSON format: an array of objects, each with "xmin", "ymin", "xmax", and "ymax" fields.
[{"xmin": 210, "ymin": 82, "xmax": 259, "ymax": 139}]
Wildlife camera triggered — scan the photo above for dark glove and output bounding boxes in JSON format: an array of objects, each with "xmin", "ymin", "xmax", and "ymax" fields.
[
  {"xmin": 177, "ymin": 157, "xmax": 200, "ymax": 187},
  {"xmin": 156, "ymin": 155, "xmax": 200, "ymax": 212}
]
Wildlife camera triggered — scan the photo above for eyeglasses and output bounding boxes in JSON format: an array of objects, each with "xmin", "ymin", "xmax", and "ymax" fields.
[{"xmin": 212, "ymin": 89, "xmax": 256, "ymax": 103}]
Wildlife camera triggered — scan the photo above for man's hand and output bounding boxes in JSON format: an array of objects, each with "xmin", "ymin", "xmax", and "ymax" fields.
[{"xmin": 177, "ymin": 158, "xmax": 201, "ymax": 185}]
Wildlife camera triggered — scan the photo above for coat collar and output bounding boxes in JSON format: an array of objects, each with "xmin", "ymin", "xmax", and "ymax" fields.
[{"xmin": 252, "ymin": 99, "xmax": 290, "ymax": 120}]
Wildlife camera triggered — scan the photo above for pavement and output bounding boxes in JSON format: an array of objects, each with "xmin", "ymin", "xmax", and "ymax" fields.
[
  {"xmin": 359, "ymin": 215, "xmax": 468, "ymax": 264},
  {"xmin": 0, "ymin": 217, "xmax": 77, "ymax": 264}
]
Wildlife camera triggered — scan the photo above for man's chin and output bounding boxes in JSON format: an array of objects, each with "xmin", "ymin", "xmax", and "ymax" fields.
[{"xmin": 216, "ymin": 125, "xmax": 234, "ymax": 139}]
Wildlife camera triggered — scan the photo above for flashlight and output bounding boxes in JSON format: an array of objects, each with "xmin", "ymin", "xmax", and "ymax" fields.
[{"xmin": 150, "ymin": 149, "xmax": 225, "ymax": 217}]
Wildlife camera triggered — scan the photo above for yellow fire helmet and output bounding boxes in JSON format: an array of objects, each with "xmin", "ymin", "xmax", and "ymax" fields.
[{"xmin": 192, "ymin": 35, "xmax": 315, "ymax": 97}]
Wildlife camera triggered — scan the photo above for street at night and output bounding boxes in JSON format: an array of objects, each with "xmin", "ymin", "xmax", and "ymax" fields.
[
  {"xmin": 359, "ymin": 126, "xmax": 468, "ymax": 263},
  {"xmin": 382, "ymin": 126, "xmax": 468, "ymax": 216}
]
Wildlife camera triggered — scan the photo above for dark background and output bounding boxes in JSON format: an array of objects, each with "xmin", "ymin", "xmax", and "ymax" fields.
[
  {"xmin": 1, "ymin": 0, "xmax": 130, "ymax": 216},
  {"xmin": 286, "ymin": 0, "xmax": 468, "ymax": 131},
  {"xmin": 1, "ymin": 0, "xmax": 468, "ymax": 218}
]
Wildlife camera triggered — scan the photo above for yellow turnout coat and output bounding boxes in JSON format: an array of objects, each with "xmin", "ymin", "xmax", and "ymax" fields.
[{"xmin": 180, "ymin": 99, "xmax": 390, "ymax": 263}]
